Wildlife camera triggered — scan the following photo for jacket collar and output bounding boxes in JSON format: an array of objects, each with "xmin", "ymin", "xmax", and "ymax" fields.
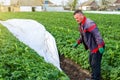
[{"xmin": 81, "ymin": 16, "xmax": 86, "ymax": 25}]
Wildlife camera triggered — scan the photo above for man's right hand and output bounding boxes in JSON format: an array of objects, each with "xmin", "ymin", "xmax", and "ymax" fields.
[{"xmin": 73, "ymin": 43, "xmax": 79, "ymax": 48}]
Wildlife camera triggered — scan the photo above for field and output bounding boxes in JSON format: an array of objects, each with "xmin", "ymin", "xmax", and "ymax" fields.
[{"xmin": 0, "ymin": 12, "xmax": 120, "ymax": 80}]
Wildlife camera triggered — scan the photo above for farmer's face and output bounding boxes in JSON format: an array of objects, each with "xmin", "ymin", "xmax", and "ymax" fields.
[{"xmin": 74, "ymin": 13, "xmax": 84, "ymax": 24}]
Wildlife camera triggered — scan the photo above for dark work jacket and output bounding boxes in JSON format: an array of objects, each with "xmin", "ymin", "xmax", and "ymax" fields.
[{"xmin": 77, "ymin": 16, "xmax": 105, "ymax": 53}]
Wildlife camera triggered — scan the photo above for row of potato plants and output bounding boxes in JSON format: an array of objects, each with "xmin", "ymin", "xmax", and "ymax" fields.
[{"xmin": 0, "ymin": 13, "xmax": 69, "ymax": 80}]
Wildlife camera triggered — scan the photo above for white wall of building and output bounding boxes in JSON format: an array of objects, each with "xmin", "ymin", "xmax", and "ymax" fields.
[
  {"xmin": 82, "ymin": 6, "xmax": 91, "ymax": 10},
  {"xmin": 35, "ymin": 6, "xmax": 42, "ymax": 11},
  {"xmin": 20, "ymin": 6, "xmax": 32, "ymax": 12},
  {"xmin": 20, "ymin": 6, "xmax": 42, "ymax": 12},
  {"xmin": 46, "ymin": 7, "xmax": 64, "ymax": 11}
]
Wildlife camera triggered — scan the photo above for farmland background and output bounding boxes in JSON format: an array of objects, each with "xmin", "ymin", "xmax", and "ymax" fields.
[{"xmin": 0, "ymin": 12, "xmax": 120, "ymax": 80}]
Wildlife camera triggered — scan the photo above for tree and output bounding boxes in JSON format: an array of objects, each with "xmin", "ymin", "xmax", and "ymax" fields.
[{"xmin": 67, "ymin": 0, "xmax": 78, "ymax": 11}]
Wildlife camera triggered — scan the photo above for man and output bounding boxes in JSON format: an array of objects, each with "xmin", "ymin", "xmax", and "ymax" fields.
[{"xmin": 73, "ymin": 10, "xmax": 105, "ymax": 80}]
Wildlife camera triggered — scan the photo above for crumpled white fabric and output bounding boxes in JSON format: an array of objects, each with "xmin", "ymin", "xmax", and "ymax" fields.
[{"xmin": 0, "ymin": 19, "xmax": 61, "ymax": 71}]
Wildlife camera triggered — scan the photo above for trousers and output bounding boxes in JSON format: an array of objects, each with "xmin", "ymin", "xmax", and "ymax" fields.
[{"xmin": 89, "ymin": 51, "xmax": 102, "ymax": 80}]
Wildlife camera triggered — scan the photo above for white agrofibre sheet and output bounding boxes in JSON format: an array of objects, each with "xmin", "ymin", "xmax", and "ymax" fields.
[{"xmin": 0, "ymin": 19, "xmax": 61, "ymax": 71}]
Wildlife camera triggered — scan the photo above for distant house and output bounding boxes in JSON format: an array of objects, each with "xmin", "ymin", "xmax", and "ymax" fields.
[
  {"xmin": 79, "ymin": 0, "xmax": 99, "ymax": 11},
  {"xmin": 0, "ymin": 0, "xmax": 11, "ymax": 12},
  {"xmin": 0, "ymin": 0, "xmax": 63, "ymax": 12},
  {"xmin": 43, "ymin": 0, "xmax": 55, "ymax": 11},
  {"xmin": 114, "ymin": 0, "xmax": 120, "ymax": 10},
  {"xmin": 0, "ymin": 0, "xmax": 44, "ymax": 12},
  {"xmin": 10, "ymin": 0, "xmax": 43, "ymax": 12},
  {"xmin": 106, "ymin": 0, "xmax": 120, "ymax": 11},
  {"xmin": 43, "ymin": 0, "xmax": 64, "ymax": 11},
  {"xmin": 96, "ymin": 0, "xmax": 116, "ymax": 6}
]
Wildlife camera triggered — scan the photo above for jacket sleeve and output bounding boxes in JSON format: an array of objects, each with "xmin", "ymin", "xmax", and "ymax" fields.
[
  {"xmin": 77, "ymin": 37, "xmax": 82, "ymax": 44},
  {"xmin": 77, "ymin": 26, "xmax": 83, "ymax": 44},
  {"xmin": 90, "ymin": 24, "xmax": 105, "ymax": 48}
]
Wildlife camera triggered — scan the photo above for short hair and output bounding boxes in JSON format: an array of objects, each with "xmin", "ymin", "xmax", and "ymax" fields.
[{"xmin": 73, "ymin": 10, "xmax": 84, "ymax": 15}]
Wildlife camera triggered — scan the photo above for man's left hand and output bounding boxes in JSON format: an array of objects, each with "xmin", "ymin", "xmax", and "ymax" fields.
[{"xmin": 99, "ymin": 47, "xmax": 104, "ymax": 54}]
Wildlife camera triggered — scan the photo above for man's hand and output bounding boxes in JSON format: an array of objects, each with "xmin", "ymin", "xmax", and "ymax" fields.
[
  {"xmin": 99, "ymin": 47, "xmax": 104, "ymax": 54},
  {"xmin": 73, "ymin": 43, "xmax": 78, "ymax": 48}
]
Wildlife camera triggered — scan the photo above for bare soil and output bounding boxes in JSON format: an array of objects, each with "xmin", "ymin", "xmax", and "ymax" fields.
[{"xmin": 60, "ymin": 55, "xmax": 91, "ymax": 80}]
